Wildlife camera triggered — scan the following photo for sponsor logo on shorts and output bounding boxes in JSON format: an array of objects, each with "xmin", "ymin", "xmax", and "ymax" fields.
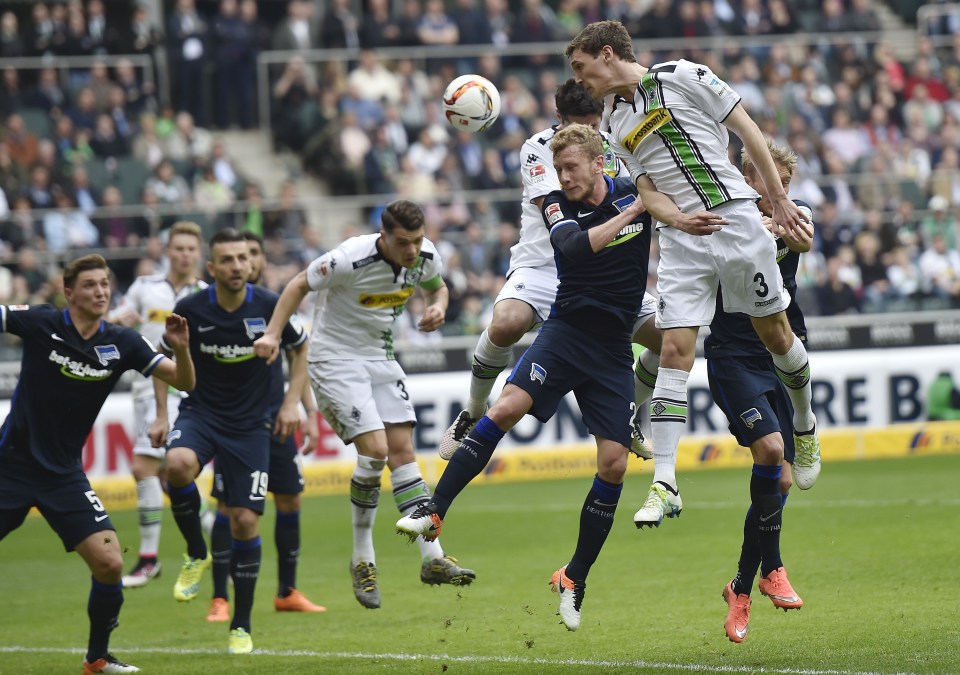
[
  {"xmin": 658, "ymin": 297, "xmax": 666, "ymax": 313},
  {"xmin": 530, "ymin": 363, "xmax": 546, "ymax": 384},
  {"xmin": 351, "ymin": 406, "xmax": 362, "ymax": 422},
  {"xmin": 740, "ymin": 408, "xmax": 762, "ymax": 429},
  {"xmin": 622, "ymin": 108, "xmax": 672, "ymax": 153}
]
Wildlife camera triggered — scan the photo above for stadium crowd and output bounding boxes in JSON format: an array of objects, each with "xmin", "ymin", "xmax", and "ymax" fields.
[{"xmin": 1, "ymin": 0, "xmax": 960, "ymax": 347}]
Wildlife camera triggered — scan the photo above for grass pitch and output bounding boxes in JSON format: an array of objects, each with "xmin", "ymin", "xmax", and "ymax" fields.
[{"xmin": 1, "ymin": 454, "xmax": 958, "ymax": 674}]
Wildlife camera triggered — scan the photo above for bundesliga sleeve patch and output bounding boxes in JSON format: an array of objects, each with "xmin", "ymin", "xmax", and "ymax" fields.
[
  {"xmin": 528, "ymin": 163, "xmax": 547, "ymax": 184},
  {"xmin": 545, "ymin": 203, "xmax": 564, "ymax": 225}
]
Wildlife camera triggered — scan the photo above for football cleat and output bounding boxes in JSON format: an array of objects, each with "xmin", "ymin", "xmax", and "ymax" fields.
[
  {"xmin": 549, "ymin": 566, "xmax": 585, "ymax": 631},
  {"xmin": 758, "ymin": 567, "xmax": 803, "ymax": 610},
  {"xmin": 722, "ymin": 581, "xmax": 751, "ymax": 643},
  {"xmin": 634, "ymin": 482, "xmax": 683, "ymax": 529},
  {"xmin": 274, "ymin": 588, "xmax": 327, "ymax": 612},
  {"xmin": 629, "ymin": 416, "xmax": 653, "ymax": 460},
  {"xmin": 173, "ymin": 552, "xmax": 212, "ymax": 602},
  {"xmin": 421, "ymin": 555, "xmax": 476, "ymax": 586},
  {"xmin": 396, "ymin": 502, "xmax": 444, "ymax": 542},
  {"xmin": 439, "ymin": 409, "xmax": 484, "ymax": 460},
  {"xmin": 82, "ymin": 654, "xmax": 140, "ymax": 673},
  {"xmin": 121, "ymin": 558, "xmax": 161, "ymax": 589},
  {"xmin": 793, "ymin": 429, "xmax": 821, "ymax": 489},
  {"xmin": 227, "ymin": 627, "xmax": 253, "ymax": 654},
  {"xmin": 351, "ymin": 561, "xmax": 381, "ymax": 609},
  {"xmin": 206, "ymin": 597, "xmax": 230, "ymax": 623}
]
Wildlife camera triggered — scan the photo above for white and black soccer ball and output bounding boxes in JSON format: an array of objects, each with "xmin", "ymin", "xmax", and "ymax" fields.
[{"xmin": 441, "ymin": 74, "xmax": 501, "ymax": 134}]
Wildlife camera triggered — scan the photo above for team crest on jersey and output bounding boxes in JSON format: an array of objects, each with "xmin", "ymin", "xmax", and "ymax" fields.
[
  {"xmin": 94, "ymin": 344, "xmax": 120, "ymax": 365},
  {"xmin": 243, "ymin": 317, "xmax": 267, "ymax": 340},
  {"xmin": 530, "ymin": 362, "xmax": 546, "ymax": 384},
  {"xmin": 545, "ymin": 203, "xmax": 563, "ymax": 225},
  {"xmin": 740, "ymin": 408, "xmax": 762, "ymax": 429},
  {"xmin": 622, "ymin": 108, "xmax": 672, "ymax": 153}
]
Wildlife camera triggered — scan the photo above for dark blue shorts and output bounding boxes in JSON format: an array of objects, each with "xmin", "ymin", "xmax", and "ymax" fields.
[
  {"xmin": 507, "ymin": 318, "xmax": 634, "ymax": 448},
  {"xmin": 168, "ymin": 411, "xmax": 271, "ymax": 513},
  {"xmin": 707, "ymin": 355, "xmax": 796, "ymax": 464},
  {"xmin": 0, "ymin": 455, "xmax": 115, "ymax": 551},
  {"xmin": 211, "ymin": 433, "xmax": 303, "ymax": 501}
]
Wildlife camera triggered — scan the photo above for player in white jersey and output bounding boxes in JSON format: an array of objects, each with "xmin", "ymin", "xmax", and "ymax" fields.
[
  {"xmin": 110, "ymin": 221, "xmax": 207, "ymax": 588},
  {"xmin": 566, "ymin": 21, "xmax": 821, "ymax": 529},
  {"xmin": 254, "ymin": 200, "xmax": 475, "ymax": 609},
  {"xmin": 440, "ymin": 79, "xmax": 662, "ymax": 461}
]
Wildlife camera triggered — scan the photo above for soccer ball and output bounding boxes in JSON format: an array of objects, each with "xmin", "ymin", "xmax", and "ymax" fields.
[{"xmin": 442, "ymin": 74, "xmax": 501, "ymax": 133}]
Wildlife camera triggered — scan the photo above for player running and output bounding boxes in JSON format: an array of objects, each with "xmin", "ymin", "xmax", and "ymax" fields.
[
  {"xmin": 566, "ymin": 21, "xmax": 821, "ymax": 530},
  {"xmin": 0, "ymin": 254, "xmax": 195, "ymax": 674},
  {"xmin": 254, "ymin": 200, "xmax": 475, "ymax": 610},
  {"xmin": 440, "ymin": 79, "xmax": 661, "ymax": 462}
]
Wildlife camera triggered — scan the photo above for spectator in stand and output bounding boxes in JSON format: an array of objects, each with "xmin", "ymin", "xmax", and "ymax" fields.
[
  {"xmin": 120, "ymin": 3, "xmax": 162, "ymax": 58},
  {"xmin": 132, "ymin": 113, "xmax": 165, "ymax": 169},
  {"xmin": 21, "ymin": 165, "xmax": 54, "ymax": 210},
  {"xmin": 214, "ymin": 0, "xmax": 256, "ymax": 129},
  {"xmin": 272, "ymin": 0, "xmax": 317, "ymax": 51},
  {"xmin": 5, "ymin": 114, "xmax": 39, "ymax": 170},
  {"xmin": 921, "ymin": 195, "xmax": 957, "ymax": 250},
  {"xmin": 69, "ymin": 87, "xmax": 99, "ymax": 134},
  {"xmin": 818, "ymin": 0, "xmax": 847, "ymax": 33},
  {"xmin": 115, "ymin": 58, "xmax": 156, "ymax": 119},
  {"xmin": 209, "ymin": 138, "xmax": 239, "ymax": 193},
  {"xmin": 1, "ymin": 195, "xmax": 38, "ymax": 252},
  {"xmin": 30, "ymin": 67, "xmax": 66, "ymax": 117},
  {"xmin": 905, "ymin": 58, "xmax": 949, "ymax": 102},
  {"xmin": 241, "ymin": 0, "xmax": 272, "ymax": 53},
  {"xmin": 407, "ymin": 126, "xmax": 449, "ymax": 177},
  {"xmin": 363, "ymin": 126, "xmax": 401, "ymax": 196},
  {"xmin": 43, "ymin": 188, "xmax": 99, "ymax": 252},
  {"xmin": 418, "ymin": 0, "xmax": 459, "ymax": 47},
  {"xmin": 271, "ymin": 56, "xmax": 318, "ymax": 152},
  {"xmin": 105, "ymin": 85, "xmax": 134, "ymax": 141},
  {"xmin": 0, "ymin": 11, "xmax": 25, "ymax": 58},
  {"xmin": 348, "ymin": 51, "xmax": 402, "ymax": 105},
  {"xmin": 95, "ymin": 185, "xmax": 147, "ymax": 248},
  {"xmin": 193, "ymin": 162, "xmax": 234, "ymax": 223},
  {"xmin": 146, "ymin": 159, "xmax": 192, "ymax": 207},
  {"xmin": 361, "ymin": 0, "xmax": 404, "ymax": 49},
  {"xmin": 90, "ymin": 114, "xmax": 129, "ymax": 160},
  {"xmin": 903, "ymin": 83, "xmax": 945, "ymax": 134},
  {"xmin": 61, "ymin": 9, "xmax": 94, "ymax": 57},
  {"xmin": 164, "ymin": 111, "xmax": 213, "ymax": 162},
  {"xmin": 26, "ymin": 3, "xmax": 56, "ymax": 57},
  {"xmin": 168, "ymin": 0, "xmax": 209, "ymax": 125},
  {"xmin": 452, "ymin": 0, "xmax": 492, "ymax": 70},
  {"xmin": 920, "ymin": 234, "xmax": 960, "ymax": 303},
  {"xmin": 854, "ymin": 230, "xmax": 891, "ymax": 312},
  {"xmin": 886, "ymin": 246, "xmax": 924, "ymax": 302},
  {"xmin": 320, "ymin": 0, "xmax": 360, "ymax": 49},
  {"xmin": 822, "ymin": 109, "xmax": 871, "ymax": 170},
  {"xmin": 263, "ymin": 181, "xmax": 308, "ymax": 240},
  {"xmin": 0, "ymin": 67, "xmax": 23, "ymax": 120},
  {"xmin": 70, "ymin": 165, "xmax": 100, "ymax": 216},
  {"xmin": 845, "ymin": 0, "xmax": 881, "ymax": 32}
]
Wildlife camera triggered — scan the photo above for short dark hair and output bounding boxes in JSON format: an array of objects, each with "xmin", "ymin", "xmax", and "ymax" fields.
[
  {"xmin": 208, "ymin": 228, "xmax": 247, "ymax": 259},
  {"xmin": 63, "ymin": 254, "xmax": 108, "ymax": 289},
  {"xmin": 381, "ymin": 199, "xmax": 425, "ymax": 233},
  {"xmin": 555, "ymin": 79, "xmax": 603, "ymax": 119},
  {"xmin": 241, "ymin": 230, "xmax": 264, "ymax": 249},
  {"xmin": 565, "ymin": 20, "xmax": 637, "ymax": 63}
]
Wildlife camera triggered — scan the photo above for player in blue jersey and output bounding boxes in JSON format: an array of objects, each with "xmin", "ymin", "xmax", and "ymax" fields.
[
  {"xmin": 714, "ymin": 141, "xmax": 813, "ymax": 643},
  {"xmin": 397, "ymin": 124, "xmax": 653, "ymax": 631},
  {"xmin": 0, "ymin": 254, "xmax": 195, "ymax": 675},
  {"xmin": 151, "ymin": 229, "xmax": 308, "ymax": 655},
  {"xmin": 205, "ymin": 232, "xmax": 326, "ymax": 623}
]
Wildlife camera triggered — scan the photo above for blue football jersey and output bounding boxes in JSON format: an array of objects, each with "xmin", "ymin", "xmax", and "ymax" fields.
[
  {"xmin": 0, "ymin": 305, "xmax": 164, "ymax": 473},
  {"xmin": 164, "ymin": 284, "xmax": 305, "ymax": 431},
  {"xmin": 540, "ymin": 175, "xmax": 653, "ymax": 337}
]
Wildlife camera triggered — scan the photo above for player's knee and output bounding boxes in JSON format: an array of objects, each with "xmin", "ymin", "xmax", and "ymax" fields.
[
  {"xmin": 274, "ymin": 493, "xmax": 300, "ymax": 512},
  {"xmin": 488, "ymin": 396, "xmax": 526, "ymax": 429},
  {"xmin": 597, "ymin": 451, "xmax": 628, "ymax": 483},
  {"xmin": 165, "ymin": 450, "xmax": 197, "ymax": 484},
  {"xmin": 487, "ymin": 317, "xmax": 526, "ymax": 347},
  {"xmin": 230, "ymin": 508, "xmax": 259, "ymax": 539},
  {"xmin": 753, "ymin": 314, "xmax": 793, "ymax": 354},
  {"xmin": 91, "ymin": 551, "xmax": 124, "ymax": 583},
  {"xmin": 130, "ymin": 455, "xmax": 159, "ymax": 481},
  {"xmin": 752, "ymin": 434, "xmax": 784, "ymax": 466},
  {"xmin": 659, "ymin": 335, "xmax": 696, "ymax": 370}
]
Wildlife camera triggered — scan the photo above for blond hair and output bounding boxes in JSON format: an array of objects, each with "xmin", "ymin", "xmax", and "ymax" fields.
[
  {"xmin": 168, "ymin": 220, "xmax": 203, "ymax": 244},
  {"xmin": 550, "ymin": 123, "xmax": 604, "ymax": 160},
  {"xmin": 741, "ymin": 139, "xmax": 798, "ymax": 179}
]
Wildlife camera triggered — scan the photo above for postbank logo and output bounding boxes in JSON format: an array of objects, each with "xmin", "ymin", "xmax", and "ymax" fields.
[
  {"xmin": 622, "ymin": 108, "xmax": 671, "ymax": 153},
  {"xmin": 358, "ymin": 287, "xmax": 413, "ymax": 308},
  {"xmin": 146, "ymin": 308, "xmax": 172, "ymax": 324}
]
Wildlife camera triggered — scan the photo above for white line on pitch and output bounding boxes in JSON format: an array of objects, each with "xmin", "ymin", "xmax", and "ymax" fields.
[{"xmin": 0, "ymin": 645, "xmax": 917, "ymax": 675}]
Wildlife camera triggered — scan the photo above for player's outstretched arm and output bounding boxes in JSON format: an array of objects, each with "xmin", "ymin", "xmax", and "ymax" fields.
[
  {"xmin": 635, "ymin": 176, "xmax": 726, "ymax": 235},
  {"xmin": 724, "ymin": 104, "xmax": 806, "ymax": 238},
  {"xmin": 275, "ymin": 341, "xmax": 309, "ymax": 441},
  {"xmin": 151, "ymin": 313, "xmax": 196, "ymax": 391},
  {"xmin": 586, "ymin": 196, "xmax": 646, "ymax": 252},
  {"xmin": 255, "ymin": 270, "xmax": 311, "ymax": 365}
]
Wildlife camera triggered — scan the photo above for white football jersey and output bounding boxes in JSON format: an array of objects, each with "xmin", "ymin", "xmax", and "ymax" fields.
[
  {"xmin": 607, "ymin": 59, "xmax": 759, "ymax": 215},
  {"xmin": 510, "ymin": 126, "xmax": 622, "ymax": 276},
  {"xmin": 305, "ymin": 233, "xmax": 444, "ymax": 361},
  {"xmin": 113, "ymin": 273, "xmax": 206, "ymax": 396}
]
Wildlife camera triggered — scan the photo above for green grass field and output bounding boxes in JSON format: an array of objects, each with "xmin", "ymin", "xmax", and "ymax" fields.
[{"xmin": 1, "ymin": 455, "xmax": 959, "ymax": 674}]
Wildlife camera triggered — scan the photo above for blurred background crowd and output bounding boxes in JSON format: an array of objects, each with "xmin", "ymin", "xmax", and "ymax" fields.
[{"xmin": 1, "ymin": 0, "xmax": 959, "ymax": 351}]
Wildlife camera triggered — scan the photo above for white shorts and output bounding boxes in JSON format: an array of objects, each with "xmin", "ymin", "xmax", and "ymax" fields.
[
  {"xmin": 133, "ymin": 392, "xmax": 184, "ymax": 459},
  {"xmin": 631, "ymin": 292, "xmax": 658, "ymax": 335},
  {"xmin": 495, "ymin": 265, "xmax": 559, "ymax": 326},
  {"xmin": 309, "ymin": 359, "xmax": 417, "ymax": 444},
  {"xmin": 655, "ymin": 199, "xmax": 788, "ymax": 329}
]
